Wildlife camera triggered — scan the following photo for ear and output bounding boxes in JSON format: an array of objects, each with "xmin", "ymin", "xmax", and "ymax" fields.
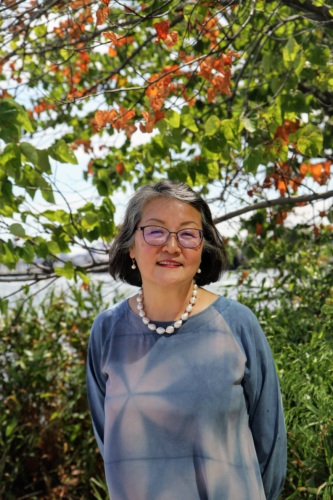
[{"xmin": 129, "ymin": 246, "xmax": 135, "ymax": 259}]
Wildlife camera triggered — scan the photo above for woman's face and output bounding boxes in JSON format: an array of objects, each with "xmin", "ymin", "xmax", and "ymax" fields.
[{"xmin": 130, "ymin": 197, "xmax": 204, "ymax": 290}]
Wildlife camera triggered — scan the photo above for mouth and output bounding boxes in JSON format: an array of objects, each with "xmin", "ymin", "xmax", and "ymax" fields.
[{"xmin": 157, "ymin": 260, "xmax": 182, "ymax": 268}]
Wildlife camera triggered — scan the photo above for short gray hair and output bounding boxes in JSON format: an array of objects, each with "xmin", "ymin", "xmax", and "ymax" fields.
[{"xmin": 109, "ymin": 180, "xmax": 229, "ymax": 286}]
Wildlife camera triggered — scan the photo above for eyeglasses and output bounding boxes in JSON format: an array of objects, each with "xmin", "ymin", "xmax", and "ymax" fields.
[{"xmin": 137, "ymin": 225, "xmax": 204, "ymax": 248}]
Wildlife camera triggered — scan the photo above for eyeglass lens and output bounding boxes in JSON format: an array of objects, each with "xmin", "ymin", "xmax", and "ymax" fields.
[{"xmin": 142, "ymin": 226, "xmax": 202, "ymax": 248}]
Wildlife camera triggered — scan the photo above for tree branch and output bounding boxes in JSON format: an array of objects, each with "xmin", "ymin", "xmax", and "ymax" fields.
[
  {"xmin": 279, "ymin": 0, "xmax": 333, "ymax": 28},
  {"xmin": 214, "ymin": 190, "xmax": 333, "ymax": 224}
]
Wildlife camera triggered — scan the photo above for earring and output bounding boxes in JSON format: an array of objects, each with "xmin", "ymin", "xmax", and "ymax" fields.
[
  {"xmin": 197, "ymin": 267, "xmax": 202, "ymax": 274},
  {"xmin": 131, "ymin": 258, "xmax": 137, "ymax": 270}
]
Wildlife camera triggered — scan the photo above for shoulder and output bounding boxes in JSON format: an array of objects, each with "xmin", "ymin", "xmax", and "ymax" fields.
[
  {"xmin": 90, "ymin": 299, "xmax": 128, "ymax": 345},
  {"xmin": 211, "ymin": 296, "xmax": 270, "ymax": 356},
  {"xmin": 212, "ymin": 296, "xmax": 259, "ymax": 326}
]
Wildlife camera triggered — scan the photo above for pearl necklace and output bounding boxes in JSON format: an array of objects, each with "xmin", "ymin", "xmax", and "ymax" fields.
[{"xmin": 136, "ymin": 282, "xmax": 198, "ymax": 335}]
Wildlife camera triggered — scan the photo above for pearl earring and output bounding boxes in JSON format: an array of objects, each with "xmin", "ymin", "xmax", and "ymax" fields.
[
  {"xmin": 197, "ymin": 267, "xmax": 202, "ymax": 274},
  {"xmin": 131, "ymin": 258, "xmax": 137, "ymax": 270}
]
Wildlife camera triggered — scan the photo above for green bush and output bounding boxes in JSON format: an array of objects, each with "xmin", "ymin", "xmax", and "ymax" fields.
[
  {"xmin": 0, "ymin": 283, "xmax": 108, "ymax": 499},
  {"xmin": 230, "ymin": 227, "xmax": 333, "ymax": 499}
]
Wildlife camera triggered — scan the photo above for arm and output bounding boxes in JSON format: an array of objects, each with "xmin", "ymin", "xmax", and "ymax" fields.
[
  {"xmin": 241, "ymin": 311, "xmax": 287, "ymax": 500},
  {"xmin": 223, "ymin": 301, "xmax": 287, "ymax": 500},
  {"xmin": 86, "ymin": 313, "xmax": 108, "ymax": 458}
]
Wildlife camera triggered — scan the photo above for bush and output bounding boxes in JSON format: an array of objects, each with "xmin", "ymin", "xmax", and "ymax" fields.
[{"xmin": 0, "ymin": 283, "xmax": 108, "ymax": 499}]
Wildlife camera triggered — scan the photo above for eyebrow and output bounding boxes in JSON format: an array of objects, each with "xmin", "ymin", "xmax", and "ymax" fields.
[{"xmin": 144, "ymin": 218, "xmax": 201, "ymax": 227}]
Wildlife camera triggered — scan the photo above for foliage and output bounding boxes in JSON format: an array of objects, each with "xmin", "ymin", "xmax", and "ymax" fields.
[
  {"xmin": 0, "ymin": 0, "xmax": 333, "ymax": 304},
  {"xmin": 0, "ymin": 283, "xmax": 108, "ymax": 499},
  {"xmin": 227, "ymin": 227, "xmax": 333, "ymax": 498},
  {"xmin": 1, "ymin": 2, "xmax": 333, "ymax": 494}
]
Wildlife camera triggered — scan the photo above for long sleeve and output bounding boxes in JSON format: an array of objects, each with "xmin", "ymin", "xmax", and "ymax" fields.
[
  {"xmin": 223, "ymin": 303, "xmax": 287, "ymax": 500},
  {"xmin": 86, "ymin": 312, "xmax": 108, "ymax": 458}
]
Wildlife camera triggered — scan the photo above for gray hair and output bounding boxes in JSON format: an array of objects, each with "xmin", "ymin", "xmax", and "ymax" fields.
[{"xmin": 109, "ymin": 180, "xmax": 229, "ymax": 286}]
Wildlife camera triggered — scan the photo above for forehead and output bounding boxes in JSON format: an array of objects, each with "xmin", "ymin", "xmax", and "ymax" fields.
[{"xmin": 140, "ymin": 196, "xmax": 202, "ymax": 224}]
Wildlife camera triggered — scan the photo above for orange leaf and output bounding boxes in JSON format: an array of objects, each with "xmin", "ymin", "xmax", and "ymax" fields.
[
  {"xmin": 164, "ymin": 31, "xmax": 178, "ymax": 48},
  {"xmin": 69, "ymin": 0, "xmax": 91, "ymax": 8},
  {"xmin": 123, "ymin": 123, "xmax": 137, "ymax": 138},
  {"xmin": 115, "ymin": 162, "xmax": 125, "ymax": 175},
  {"xmin": 207, "ymin": 87, "xmax": 216, "ymax": 103},
  {"xmin": 277, "ymin": 179, "xmax": 287, "ymax": 196},
  {"xmin": 255, "ymin": 223, "xmax": 263, "ymax": 236},
  {"xmin": 154, "ymin": 20, "xmax": 170, "ymax": 41},
  {"xmin": 275, "ymin": 211, "xmax": 287, "ymax": 225},
  {"xmin": 108, "ymin": 46, "xmax": 117, "ymax": 57},
  {"xmin": 96, "ymin": 7, "xmax": 108, "ymax": 26},
  {"xmin": 104, "ymin": 31, "xmax": 118, "ymax": 43},
  {"xmin": 67, "ymin": 87, "xmax": 79, "ymax": 101}
]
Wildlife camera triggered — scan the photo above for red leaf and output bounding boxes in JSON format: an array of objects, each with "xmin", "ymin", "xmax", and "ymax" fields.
[{"xmin": 154, "ymin": 20, "xmax": 170, "ymax": 41}]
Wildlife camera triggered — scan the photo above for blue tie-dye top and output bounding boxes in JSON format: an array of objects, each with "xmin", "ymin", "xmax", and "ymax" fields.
[{"xmin": 87, "ymin": 295, "xmax": 287, "ymax": 500}]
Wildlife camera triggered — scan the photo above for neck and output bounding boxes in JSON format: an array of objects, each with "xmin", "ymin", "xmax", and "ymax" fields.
[{"xmin": 141, "ymin": 281, "xmax": 195, "ymax": 322}]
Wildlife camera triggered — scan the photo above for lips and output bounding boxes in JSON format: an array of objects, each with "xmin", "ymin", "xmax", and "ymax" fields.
[{"xmin": 157, "ymin": 260, "xmax": 182, "ymax": 267}]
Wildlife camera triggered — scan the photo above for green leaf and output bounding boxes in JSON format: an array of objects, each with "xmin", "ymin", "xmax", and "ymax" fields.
[
  {"xmin": 49, "ymin": 139, "xmax": 78, "ymax": 165},
  {"xmin": 9, "ymin": 223, "xmax": 26, "ymax": 238},
  {"xmin": 37, "ymin": 149, "xmax": 51, "ymax": 174},
  {"xmin": 306, "ymin": 45, "xmax": 330, "ymax": 67},
  {"xmin": 165, "ymin": 110, "xmax": 180, "ymax": 129},
  {"xmin": 241, "ymin": 116, "xmax": 256, "ymax": 133},
  {"xmin": 54, "ymin": 261, "xmax": 75, "ymax": 279},
  {"xmin": 283, "ymin": 38, "xmax": 301, "ymax": 65},
  {"xmin": 20, "ymin": 142, "xmax": 39, "ymax": 166},
  {"xmin": 296, "ymin": 125, "xmax": 323, "ymax": 157},
  {"xmin": 181, "ymin": 113, "xmax": 198, "ymax": 132},
  {"xmin": 77, "ymin": 271, "xmax": 90, "ymax": 285},
  {"xmin": 41, "ymin": 186, "xmax": 56, "ymax": 204},
  {"xmin": 204, "ymin": 116, "xmax": 220, "ymax": 136},
  {"xmin": 244, "ymin": 150, "xmax": 263, "ymax": 174}
]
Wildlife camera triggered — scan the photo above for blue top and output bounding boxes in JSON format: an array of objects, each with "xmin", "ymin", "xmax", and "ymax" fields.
[{"xmin": 87, "ymin": 295, "xmax": 287, "ymax": 500}]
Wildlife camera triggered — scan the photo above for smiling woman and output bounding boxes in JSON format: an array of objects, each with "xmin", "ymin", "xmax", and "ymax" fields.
[{"xmin": 86, "ymin": 180, "xmax": 287, "ymax": 500}]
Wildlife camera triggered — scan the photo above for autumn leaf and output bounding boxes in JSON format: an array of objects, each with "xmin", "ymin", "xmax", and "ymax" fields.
[
  {"xmin": 154, "ymin": 20, "xmax": 170, "ymax": 42},
  {"xmin": 96, "ymin": 7, "xmax": 108, "ymax": 26},
  {"xmin": 94, "ymin": 109, "xmax": 117, "ymax": 130},
  {"xmin": 140, "ymin": 110, "xmax": 165, "ymax": 133},
  {"xmin": 274, "ymin": 120, "xmax": 300, "ymax": 144},
  {"xmin": 67, "ymin": 87, "xmax": 79, "ymax": 101},
  {"xmin": 69, "ymin": 0, "xmax": 91, "ymax": 9},
  {"xmin": 164, "ymin": 31, "xmax": 178, "ymax": 48},
  {"xmin": 275, "ymin": 210, "xmax": 288, "ymax": 224},
  {"xmin": 115, "ymin": 162, "xmax": 125, "ymax": 175}
]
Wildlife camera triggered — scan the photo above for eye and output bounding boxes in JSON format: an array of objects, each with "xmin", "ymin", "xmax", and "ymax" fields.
[
  {"xmin": 179, "ymin": 230, "xmax": 197, "ymax": 239},
  {"xmin": 146, "ymin": 226, "xmax": 165, "ymax": 235}
]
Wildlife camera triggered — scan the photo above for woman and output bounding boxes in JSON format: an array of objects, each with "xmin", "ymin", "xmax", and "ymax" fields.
[{"xmin": 87, "ymin": 180, "xmax": 287, "ymax": 500}]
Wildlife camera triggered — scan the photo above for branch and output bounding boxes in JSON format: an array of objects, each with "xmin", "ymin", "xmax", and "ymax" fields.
[
  {"xmin": 279, "ymin": 0, "xmax": 333, "ymax": 28},
  {"xmin": 214, "ymin": 190, "xmax": 333, "ymax": 224}
]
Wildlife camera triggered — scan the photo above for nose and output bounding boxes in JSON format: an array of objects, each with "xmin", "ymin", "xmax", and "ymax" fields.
[{"xmin": 162, "ymin": 233, "xmax": 181, "ymax": 252}]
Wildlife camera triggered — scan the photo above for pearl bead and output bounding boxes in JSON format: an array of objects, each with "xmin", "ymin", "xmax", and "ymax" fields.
[{"xmin": 137, "ymin": 281, "xmax": 198, "ymax": 335}]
